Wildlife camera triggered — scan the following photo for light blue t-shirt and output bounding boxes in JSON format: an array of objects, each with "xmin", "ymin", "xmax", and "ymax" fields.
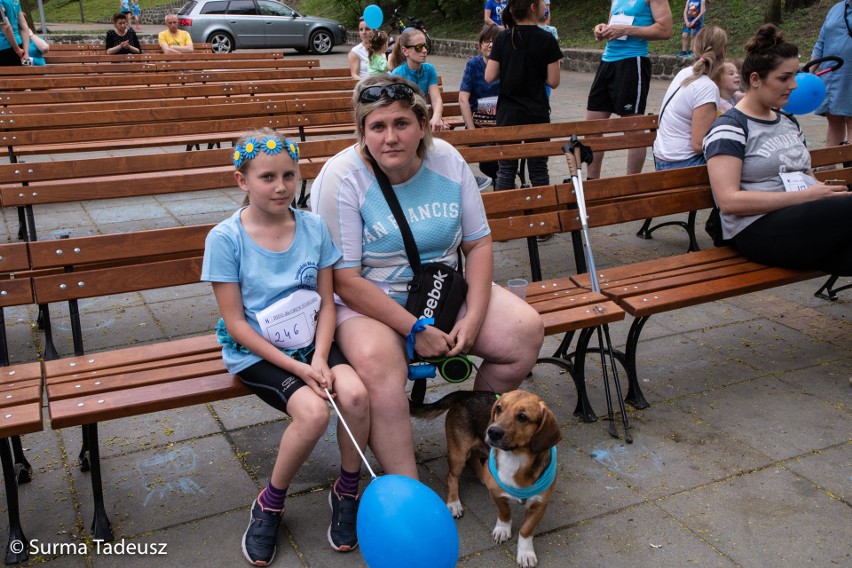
[
  {"xmin": 391, "ymin": 62, "xmax": 438, "ymax": 98},
  {"xmin": 602, "ymin": 0, "xmax": 656, "ymax": 62},
  {"xmin": 28, "ymin": 41, "xmax": 45, "ymax": 66},
  {"xmin": 0, "ymin": 0, "xmax": 23, "ymax": 51},
  {"xmin": 201, "ymin": 207, "xmax": 341, "ymax": 374}
]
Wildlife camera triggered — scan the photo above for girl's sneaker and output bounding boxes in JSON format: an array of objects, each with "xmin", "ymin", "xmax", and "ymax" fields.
[
  {"xmin": 136, "ymin": 25, "xmax": 141, "ymax": 30},
  {"xmin": 328, "ymin": 487, "xmax": 359, "ymax": 552},
  {"xmin": 242, "ymin": 499, "xmax": 282, "ymax": 566}
]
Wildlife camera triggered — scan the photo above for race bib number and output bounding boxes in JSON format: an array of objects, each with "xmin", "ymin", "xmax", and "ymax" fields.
[
  {"xmin": 609, "ymin": 14, "xmax": 634, "ymax": 40},
  {"xmin": 256, "ymin": 289, "xmax": 321, "ymax": 350},
  {"xmin": 779, "ymin": 171, "xmax": 809, "ymax": 193}
]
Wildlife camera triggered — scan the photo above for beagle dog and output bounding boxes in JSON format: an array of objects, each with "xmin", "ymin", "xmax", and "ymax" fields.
[{"xmin": 410, "ymin": 389, "xmax": 562, "ymax": 567}]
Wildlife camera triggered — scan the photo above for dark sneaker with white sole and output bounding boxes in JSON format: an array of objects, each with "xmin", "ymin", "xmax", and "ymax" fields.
[
  {"xmin": 328, "ymin": 488, "xmax": 359, "ymax": 552},
  {"xmin": 242, "ymin": 499, "xmax": 282, "ymax": 566}
]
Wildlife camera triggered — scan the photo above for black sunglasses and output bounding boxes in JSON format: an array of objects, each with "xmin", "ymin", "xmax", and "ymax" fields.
[
  {"xmin": 404, "ymin": 43, "xmax": 427, "ymax": 53},
  {"xmin": 358, "ymin": 83, "xmax": 416, "ymax": 104}
]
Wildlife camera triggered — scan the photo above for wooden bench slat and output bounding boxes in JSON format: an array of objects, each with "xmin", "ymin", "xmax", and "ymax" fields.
[
  {"xmin": 0, "ymin": 242, "xmax": 30, "ymax": 272},
  {"xmin": 621, "ymin": 267, "xmax": 823, "ymax": 317},
  {"xmin": 0, "ymin": 362, "xmax": 42, "ymax": 384},
  {"xmin": 48, "ymin": 357, "xmax": 227, "ymax": 400},
  {"xmin": 0, "ymin": 403, "xmax": 43, "ymax": 437},
  {"xmin": 48, "ymin": 374, "xmax": 247, "ymax": 429},
  {"xmin": 43, "ymin": 335, "xmax": 220, "ymax": 379}
]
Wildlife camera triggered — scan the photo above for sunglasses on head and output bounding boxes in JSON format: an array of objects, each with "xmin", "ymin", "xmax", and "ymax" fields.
[
  {"xmin": 404, "ymin": 43, "xmax": 427, "ymax": 53},
  {"xmin": 358, "ymin": 83, "xmax": 415, "ymax": 104}
]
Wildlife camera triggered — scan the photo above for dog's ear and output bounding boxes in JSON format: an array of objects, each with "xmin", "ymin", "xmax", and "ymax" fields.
[{"xmin": 530, "ymin": 403, "xmax": 562, "ymax": 454}]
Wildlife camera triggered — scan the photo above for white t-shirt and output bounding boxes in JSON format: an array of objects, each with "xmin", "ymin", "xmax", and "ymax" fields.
[
  {"xmin": 653, "ymin": 67, "xmax": 720, "ymax": 162},
  {"xmin": 351, "ymin": 43, "xmax": 370, "ymax": 79}
]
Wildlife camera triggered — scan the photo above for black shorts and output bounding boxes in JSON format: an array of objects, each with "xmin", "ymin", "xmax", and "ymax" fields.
[
  {"xmin": 236, "ymin": 343, "xmax": 349, "ymax": 414},
  {"xmin": 587, "ymin": 56, "xmax": 652, "ymax": 116},
  {"xmin": 0, "ymin": 47, "xmax": 23, "ymax": 67}
]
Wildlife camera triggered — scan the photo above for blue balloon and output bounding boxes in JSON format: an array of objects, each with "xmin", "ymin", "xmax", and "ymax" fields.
[
  {"xmin": 782, "ymin": 72, "xmax": 826, "ymax": 115},
  {"xmin": 363, "ymin": 5, "xmax": 384, "ymax": 30},
  {"xmin": 357, "ymin": 474, "xmax": 459, "ymax": 568}
]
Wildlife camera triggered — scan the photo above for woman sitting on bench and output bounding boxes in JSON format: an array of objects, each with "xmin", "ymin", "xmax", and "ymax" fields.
[{"xmin": 703, "ymin": 24, "xmax": 852, "ymax": 275}]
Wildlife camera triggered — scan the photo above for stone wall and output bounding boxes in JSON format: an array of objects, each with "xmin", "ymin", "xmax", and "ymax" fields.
[{"xmin": 346, "ymin": 32, "xmax": 685, "ymax": 80}]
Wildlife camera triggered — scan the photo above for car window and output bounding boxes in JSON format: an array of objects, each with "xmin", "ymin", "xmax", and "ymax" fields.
[
  {"xmin": 227, "ymin": 0, "xmax": 258, "ymax": 15},
  {"xmin": 258, "ymin": 0, "xmax": 294, "ymax": 17},
  {"xmin": 177, "ymin": 1, "xmax": 197, "ymax": 15},
  {"xmin": 199, "ymin": 1, "xmax": 228, "ymax": 14}
]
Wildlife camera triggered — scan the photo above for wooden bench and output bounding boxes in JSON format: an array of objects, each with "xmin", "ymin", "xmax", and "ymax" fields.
[
  {"xmin": 46, "ymin": 43, "xmax": 214, "ymax": 53},
  {"xmin": 0, "ymin": 243, "xmax": 43, "ymax": 565},
  {"xmin": 0, "ymin": 65, "xmax": 351, "ymax": 91},
  {"xmin": 28, "ymin": 224, "xmax": 246, "ymax": 542},
  {"xmin": 0, "ymin": 57, "xmax": 319, "ymax": 77},
  {"xmin": 42, "ymin": 51, "xmax": 286, "ymax": 64},
  {"xmin": 562, "ymin": 144, "xmax": 852, "ymax": 410}
]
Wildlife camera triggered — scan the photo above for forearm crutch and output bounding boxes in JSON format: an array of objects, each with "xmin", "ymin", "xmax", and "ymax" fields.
[{"xmin": 563, "ymin": 137, "xmax": 633, "ymax": 443}]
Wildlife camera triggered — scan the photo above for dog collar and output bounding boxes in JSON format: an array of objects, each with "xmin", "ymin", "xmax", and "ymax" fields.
[{"xmin": 488, "ymin": 446, "xmax": 557, "ymax": 501}]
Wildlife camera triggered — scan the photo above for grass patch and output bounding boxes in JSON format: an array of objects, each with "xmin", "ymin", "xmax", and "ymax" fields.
[{"xmin": 42, "ymin": 0, "xmax": 178, "ymax": 24}]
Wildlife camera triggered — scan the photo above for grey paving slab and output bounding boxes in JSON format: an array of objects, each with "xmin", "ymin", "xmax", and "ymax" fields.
[
  {"xmin": 563, "ymin": 400, "xmax": 773, "ymax": 500},
  {"xmin": 679, "ymin": 375, "xmax": 851, "ymax": 461},
  {"xmin": 782, "ymin": 442, "xmax": 851, "ymax": 504},
  {"xmin": 209, "ymin": 394, "xmax": 289, "ymax": 431},
  {"xmin": 530, "ymin": 504, "xmax": 736, "ymax": 568},
  {"xmin": 657, "ymin": 467, "xmax": 851, "ymax": 568},
  {"xmin": 56, "ymin": 405, "xmax": 222, "ymax": 460},
  {"xmin": 89, "ymin": 509, "xmax": 261, "ymax": 568},
  {"xmin": 72, "ymin": 436, "xmax": 257, "ymax": 538}
]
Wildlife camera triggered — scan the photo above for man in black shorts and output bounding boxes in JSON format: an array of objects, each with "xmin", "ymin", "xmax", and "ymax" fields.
[{"xmin": 585, "ymin": 0, "xmax": 672, "ymax": 179}]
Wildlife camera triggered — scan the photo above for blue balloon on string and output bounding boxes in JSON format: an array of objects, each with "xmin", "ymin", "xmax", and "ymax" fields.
[
  {"xmin": 357, "ymin": 474, "xmax": 459, "ymax": 568},
  {"xmin": 363, "ymin": 5, "xmax": 384, "ymax": 30},
  {"xmin": 782, "ymin": 72, "xmax": 826, "ymax": 115}
]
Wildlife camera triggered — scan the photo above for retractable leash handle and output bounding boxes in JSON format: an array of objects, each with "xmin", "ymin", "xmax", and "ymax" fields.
[{"xmin": 802, "ymin": 55, "xmax": 844, "ymax": 77}]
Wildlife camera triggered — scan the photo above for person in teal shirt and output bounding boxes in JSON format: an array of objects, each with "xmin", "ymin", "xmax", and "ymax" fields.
[{"xmin": 0, "ymin": 0, "xmax": 30, "ymax": 66}]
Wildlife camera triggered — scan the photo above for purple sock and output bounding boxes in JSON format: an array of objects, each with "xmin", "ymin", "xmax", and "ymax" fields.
[
  {"xmin": 335, "ymin": 467, "xmax": 360, "ymax": 497},
  {"xmin": 258, "ymin": 481, "xmax": 287, "ymax": 512}
]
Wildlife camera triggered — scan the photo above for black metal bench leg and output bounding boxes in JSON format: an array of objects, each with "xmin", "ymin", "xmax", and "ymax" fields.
[
  {"xmin": 636, "ymin": 218, "xmax": 654, "ymax": 240},
  {"xmin": 624, "ymin": 316, "xmax": 651, "ymax": 410},
  {"xmin": 16, "ymin": 207, "xmax": 26, "ymax": 242},
  {"xmin": 37, "ymin": 304, "xmax": 59, "ymax": 362},
  {"xmin": 525, "ymin": 236, "xmax": 542, "ymax": 282},
  {"xmin": 1, "ymin": 438, "xmax": 29, "ymax": 565},
  {"xmin": 685, "ymin": 210, "xmax": 699, "ymax": 252},
  {"xmin": 10, "ymin": 436, "xmax": 31, "ymax": 484},
  {"xmin": 83, "ymin": 423, "xmax": 114, "ymax": 541},
  {"xmin": 814, "ymin": 275, "xmax": 849, "ymax": 301},
  {"xmin": 538, "ymin": 327, "xmax": 598, "ymax": 423},
  {"xmin": 78, "ymin": 425, "xmax": 90, "ymax": 472}
]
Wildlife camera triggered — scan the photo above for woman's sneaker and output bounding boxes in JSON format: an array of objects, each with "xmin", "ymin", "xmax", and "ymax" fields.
[
  {"xmin": 242, "ymin": 499, "xmax": 282, "ymax": 566},
  {"xmin": 328, "ymin": 487, "xmax": 359, "ymax": 552}
]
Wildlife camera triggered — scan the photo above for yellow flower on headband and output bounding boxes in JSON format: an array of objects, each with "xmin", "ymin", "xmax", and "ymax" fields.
[
  {"xmin": 233, "ymin": 150, "xmax": 243, "ymax": 169},
  {"xmin": 263, "ymin": 137, "xmax": 282, "ymax": 154}
]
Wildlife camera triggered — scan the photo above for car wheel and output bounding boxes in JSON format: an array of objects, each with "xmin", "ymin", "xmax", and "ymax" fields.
[
  {"xmin": 308, "ymin": 29, "xmax": 333, "ymax": 55},
  {"xmin": 208, "ymin": 31, "xmax": 234, "ymax": 54}
]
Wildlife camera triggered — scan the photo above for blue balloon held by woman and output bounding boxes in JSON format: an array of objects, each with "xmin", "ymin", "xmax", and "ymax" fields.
[
  {"xmin": 357, "ymin": 474, "xmax": 459, "ymax": 568},
  {"xmin": 782, "ymin": 71, "xmax": 826, "ymax": 115},
  {"xmin": 363, "ymin": 5, "xmax": 384, "ymax": 30}
]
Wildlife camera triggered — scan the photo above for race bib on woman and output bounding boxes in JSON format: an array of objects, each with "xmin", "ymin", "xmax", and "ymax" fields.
[{"xmin": 256, "ymin": 290, "xmax": 321, "ymax": 350}]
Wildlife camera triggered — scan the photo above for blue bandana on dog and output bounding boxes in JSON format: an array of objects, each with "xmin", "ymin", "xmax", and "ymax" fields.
[{"xmin": 488, "ymin": 446, "xmax": 557, "ymax": 501}]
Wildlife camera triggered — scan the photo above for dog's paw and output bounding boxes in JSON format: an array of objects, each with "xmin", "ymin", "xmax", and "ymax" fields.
[
  {"xmin": 516, "ymin": 535, "xmax": 537, "ymax": 567},
  {"xmin": 492, "ymin": 519, "xmax": 512, "ymax": 544},
  {"xmin": 447, "ymin": 500, "xmax": 464, "ymax": 518}
]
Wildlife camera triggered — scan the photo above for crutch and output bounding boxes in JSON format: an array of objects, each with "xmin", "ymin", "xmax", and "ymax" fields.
[{"xmin": 563, "ymin": 136, "xmax": 633, "ymax": 443}]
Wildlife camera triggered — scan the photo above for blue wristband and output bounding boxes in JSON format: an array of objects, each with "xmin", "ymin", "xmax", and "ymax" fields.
[{"xmin": 406, "ymin": 317, "xmax": 434, "ymax": 360}]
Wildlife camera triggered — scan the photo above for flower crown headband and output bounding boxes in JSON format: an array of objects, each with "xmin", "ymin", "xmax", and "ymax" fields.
[{"xmin": 233, "ymin": 135, "xmax": 300, "ymax": 169}]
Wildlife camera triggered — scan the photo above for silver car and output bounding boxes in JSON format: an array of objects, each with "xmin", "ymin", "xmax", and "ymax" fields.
[{"xmin": 176, "ymin": 0, "xmax": 346, "ymax": 54}]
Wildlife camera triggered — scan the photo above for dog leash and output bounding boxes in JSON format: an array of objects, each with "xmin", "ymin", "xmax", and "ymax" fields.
[
  {"xmin": 488, "ymin": 446, "xmax": 557, "ymax": 501},
  {"xmin": 325, "ymin": 388, "xmax": 377, "ymax": 479}
]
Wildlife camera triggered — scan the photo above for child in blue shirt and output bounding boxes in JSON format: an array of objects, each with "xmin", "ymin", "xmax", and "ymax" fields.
[
  {"xmin": 202, "ymin": 129, "xmax": 369, "ymax": 566},
  {"xmin": 678, "ymin": 0, "xmax": 705, "ymax": 57}
]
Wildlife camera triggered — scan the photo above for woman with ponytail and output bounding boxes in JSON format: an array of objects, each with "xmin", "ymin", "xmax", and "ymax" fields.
[
  {"xmin": 389, "ymin": 27, "xmax": 445, "ymax": 131},
  {"xmin": 703, "ymin": 24, "xmax": 852, "ymax": 275},
  {"xmin": 652, "ymin": 25, "xmax": 727, "ymax": 170},
  {"xmin": 484, "ymin": 0, "xmax": 562, "ymax": 190}
]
